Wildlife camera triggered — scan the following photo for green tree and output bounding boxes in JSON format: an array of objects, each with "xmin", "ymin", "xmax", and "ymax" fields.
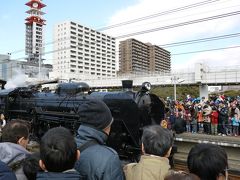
[{"xmin": 151, "ymin": 85, "xmax": 199, "ymax": 100}]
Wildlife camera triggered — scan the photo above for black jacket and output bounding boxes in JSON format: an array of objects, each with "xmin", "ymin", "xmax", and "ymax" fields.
[
  {"xmin": 75, "ymin": 125, "xmax": 125, "ymax": 180},
  {"xmin": 174, "ymin": 117, "xmax": 186, "ymax": 134},
  {"xmin": 218, "ymin": 107, "xmax": 228, "ymax": 123}
]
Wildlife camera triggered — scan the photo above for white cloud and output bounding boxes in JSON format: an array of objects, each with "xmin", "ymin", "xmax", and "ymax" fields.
[
  {"xmin": 104, "ymin": 0, "xmax": 240, "ymax": 70},
  {"xmin": 105, "ymin": 0, "xmax": 240, "ymax": 38}
]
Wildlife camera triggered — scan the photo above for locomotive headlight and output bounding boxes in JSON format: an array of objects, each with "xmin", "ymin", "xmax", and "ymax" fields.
[{"xmin": 142, "ymin": 82, "xmax": 151, "ymax": 91}]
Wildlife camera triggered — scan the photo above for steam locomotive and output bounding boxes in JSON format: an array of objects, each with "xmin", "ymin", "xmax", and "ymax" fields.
[{"xmin": 0, "ymin": 80, "xmax": 165, "ymax": 160}]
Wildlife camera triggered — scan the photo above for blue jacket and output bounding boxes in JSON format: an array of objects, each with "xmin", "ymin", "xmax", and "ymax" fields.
[
  {"xmin": 36, "ymin": 170, "xmax": 82, "ymax": 180},
  {"xmin": 75, "ymin": 125, "xmax": 125, "ymax": 180},
  {"xmin": 0, "ymin": 160, "xmax": 17, "ymax": 180},
  {"xmin": 231, "ymin": 117, "xmax": 239, "ymax": 126}
]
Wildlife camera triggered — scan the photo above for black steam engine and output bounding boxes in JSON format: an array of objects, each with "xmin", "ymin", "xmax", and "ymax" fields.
[{"xmin": 0, "ymin": 80, "xmax": 165, "ymax": 160}]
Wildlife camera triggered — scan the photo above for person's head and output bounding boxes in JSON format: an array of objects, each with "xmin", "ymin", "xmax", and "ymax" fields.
[
  {"xmin": 232, "ymin": 104, "xmax": 236, "ymax": 109},
  {"xmin": 23, "ymin": 152, "xmax": 42, "ymax": 180},
  {"xmin": 219, "ymin": 102, "xmax": 224, "ymax": 108},
  {"xmin": 176, "ymin": 112, "xmax": 182, "ymax": 118},
  {"xmin": 164, "ymin": 171, "xmax": 200, "ymax": 180},
  {"xmin": 234, "ymin": 113, "xmax": 238, "ymax": 119},
  {"xmin": 78, "ymin": 99, "xmax": 113, "ymax": 135},
  {"xmin": 1, "ymin": 119, "xmax": 29, "ymax": 148},
  {"xmin": 141, "ymin": 125, "xmax": 173, "ymax": 157},
  {"xmin": 39, "ymin": 127, "xmax": 80, "ymax": 172},
  {"xmin": 160, "ymin": 120, "xmax": 168, "ymax": 129},
  {"xmin": 0, "ymin": 113, "xmax": 4, "ymax": 120},
  {"xmin": 212, "ymin": 106, "xmax": 217, "ymax": 111},
  {"xmin": 187, "ymin": 143, "xmax": 228, "ymax": 180}
]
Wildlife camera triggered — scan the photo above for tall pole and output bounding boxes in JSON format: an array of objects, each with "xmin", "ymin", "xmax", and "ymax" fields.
[
  {"xmin": 172, "ymin": 75, "xmax": 185, "ymax": 101},
  {"xmin": 172, "ymin": 75, "xmax": 178, "ymax": 101},
  {"xmin": 38, "ymin": 53, "xmax": 41, "ymax": 80},
  {"xmin": 174, "ymin": 82, "xmax": 176, "ymax": 101}
]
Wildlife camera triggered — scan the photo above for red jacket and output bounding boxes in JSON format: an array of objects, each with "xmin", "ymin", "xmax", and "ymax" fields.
[{"xmin": 211, "ymin": 111, "xmax": 219, "ymax": 124}]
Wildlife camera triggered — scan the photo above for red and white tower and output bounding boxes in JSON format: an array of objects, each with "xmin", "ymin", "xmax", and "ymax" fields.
[{"xmin": 25, "ymin": 0, "xmax": 46, "ymax": 64}]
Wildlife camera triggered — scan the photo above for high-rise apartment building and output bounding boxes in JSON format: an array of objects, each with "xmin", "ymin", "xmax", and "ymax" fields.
[
  {"xmin": 149, "ymin": 44, "xmax": 171, "ymax": 72},
  {"xmin": 119, "ymin": 38, "xmax": 171, "ymax": 74},
  {"xmin": 25, "ymin": 0, "xmax": 46, "ymax": 64},
  {"xmin": 51, "ymin": 21, "xmax": 116, "ymax": 80}
]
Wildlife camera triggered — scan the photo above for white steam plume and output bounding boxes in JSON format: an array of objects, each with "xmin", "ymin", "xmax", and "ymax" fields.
[{"xmin": 4, "ymin": 69, "xmax": 27, "ymax": 89}]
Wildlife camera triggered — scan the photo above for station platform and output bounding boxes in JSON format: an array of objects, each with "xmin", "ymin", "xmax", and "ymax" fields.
[
  {"xmin": 175, "ymin": 132, "xmax": 240, "ymax": 147},
  {"xmin": 173, "ymin": 132, "xmax": 240, "ymax": 173}
]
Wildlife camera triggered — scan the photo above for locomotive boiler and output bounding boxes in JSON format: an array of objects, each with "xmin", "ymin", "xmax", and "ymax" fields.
[{"xmin": 0, "ymin": 80, "xmax": 165, "ymax": 160}]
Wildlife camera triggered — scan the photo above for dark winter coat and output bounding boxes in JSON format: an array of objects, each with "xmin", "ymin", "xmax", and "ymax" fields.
[
  {"xmin": 218, "ymin": 107, "xmax": 228, "ymax": 124},
  {"xmin": 174, "ymin": 117, "xmax": 186, "ymax": 134},
  {"xmin": 0, "ymin": 160, "xmax": 17, "ymax": 180},
  {"xmin": 36, "ymin": 169, "xmax": 82, "ymax": 180},
  {"xmin": 74, "ymin": 125, "xmax": 125, "ymax": 180},
  {"xmin": 0, "ymin": 142, "xmax": 30, "ymax": 180}
]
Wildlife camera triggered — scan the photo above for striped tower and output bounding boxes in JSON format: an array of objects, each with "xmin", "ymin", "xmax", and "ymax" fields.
[{"xmin": 25, "ymin": 0, "xmax": 46, "ymax": 64}]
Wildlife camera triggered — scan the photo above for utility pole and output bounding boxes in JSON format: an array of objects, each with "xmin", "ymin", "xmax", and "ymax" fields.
[
  {"xmin": 171, "ymin": 75, "xmax": 178, "ymax": 101},
  {"xmin": 171, "ymin": 75, "xmax": 185, "ymax": 101}
]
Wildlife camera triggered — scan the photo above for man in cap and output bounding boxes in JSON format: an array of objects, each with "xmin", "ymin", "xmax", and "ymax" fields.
[{"xmin": 74, "ymin": 99, "xmax": 125, "ymax": 180}]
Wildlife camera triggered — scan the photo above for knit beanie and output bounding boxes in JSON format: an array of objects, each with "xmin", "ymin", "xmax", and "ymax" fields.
[{"xmin": 78, "ymin": 99, "xmax": 113, "ymax": 130}]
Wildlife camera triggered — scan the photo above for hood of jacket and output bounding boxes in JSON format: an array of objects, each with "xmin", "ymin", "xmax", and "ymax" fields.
[
  {"xmin": 0, "ymin": 142, "xmax": 30, "ymax": 166},
  {"xmin": 75, "ymin": 125, "xmax": 108, "ymax": 146}
]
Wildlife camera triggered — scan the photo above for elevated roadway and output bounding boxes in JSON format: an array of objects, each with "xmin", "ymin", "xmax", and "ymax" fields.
[{"xmin": 85, "ymin": 63, "xmax": 240, "ymax": 88}]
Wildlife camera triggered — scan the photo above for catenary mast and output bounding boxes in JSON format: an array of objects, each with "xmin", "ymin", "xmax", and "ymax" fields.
[{"xmin": 25, "ymin": 0, "xmax": 46, "ymax": 64}]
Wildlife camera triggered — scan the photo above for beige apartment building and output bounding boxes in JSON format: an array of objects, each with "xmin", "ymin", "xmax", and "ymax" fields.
[{"xmin": 119, "ymin": 38, "xmax": 171, "ymax": 74}]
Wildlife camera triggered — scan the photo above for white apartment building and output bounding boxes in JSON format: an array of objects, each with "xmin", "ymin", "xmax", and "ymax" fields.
[{"xmin": 50, "ymin": 21, "xmax": 116, "ymax": 80}]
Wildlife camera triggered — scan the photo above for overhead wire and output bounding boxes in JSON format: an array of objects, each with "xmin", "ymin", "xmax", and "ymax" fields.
[
  {"xmin": 8, "ymin": 8, "xmax": 240, "ymax": 59},
  {"xmin": 159, "ymin": 32, "xmax": 240, "ymax": 47},
  {"xmin": 97, "ymin": 0, "xmax": 221, "ymax": 31},
  {"xmin": 4, "ymin": 0, "xmax": 240, "ymax": 62},
  {"xmin": 172, "ymin": 45, "xmax": 240, "ymax": 55},
  {"xmin": 115, "ymin": 10, "xmax": 240, "ymax": 39},
  {"xmin": 116, "ymin": 3, "xmax": 240, "ymax": 33},
  {"xmin": 7, "ymin": 0, "xmax": 228, "ymax": 55},
  {"xmin": 4, "ymin": 34, "xmax": 240, "ymax": 63}
]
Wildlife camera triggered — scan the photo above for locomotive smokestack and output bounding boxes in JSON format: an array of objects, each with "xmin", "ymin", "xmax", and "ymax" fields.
[{"xmin": 122, "ymin": 80, "xmax": 133, "ymax": 91}]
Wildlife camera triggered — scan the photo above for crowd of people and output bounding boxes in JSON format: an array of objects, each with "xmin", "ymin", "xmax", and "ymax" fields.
[
  {"xmin": 0, "ymin": 99, "xmax": 230, "ymax": 180},
  {"xmin": 165, "ymin": 94, "xmax": 240, "ymax": 136}
]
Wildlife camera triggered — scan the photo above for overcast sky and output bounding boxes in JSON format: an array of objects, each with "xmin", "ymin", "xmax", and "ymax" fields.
[{"xmin": 0, "ymin": 0, "xmax": 240, "ymax": 70}]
